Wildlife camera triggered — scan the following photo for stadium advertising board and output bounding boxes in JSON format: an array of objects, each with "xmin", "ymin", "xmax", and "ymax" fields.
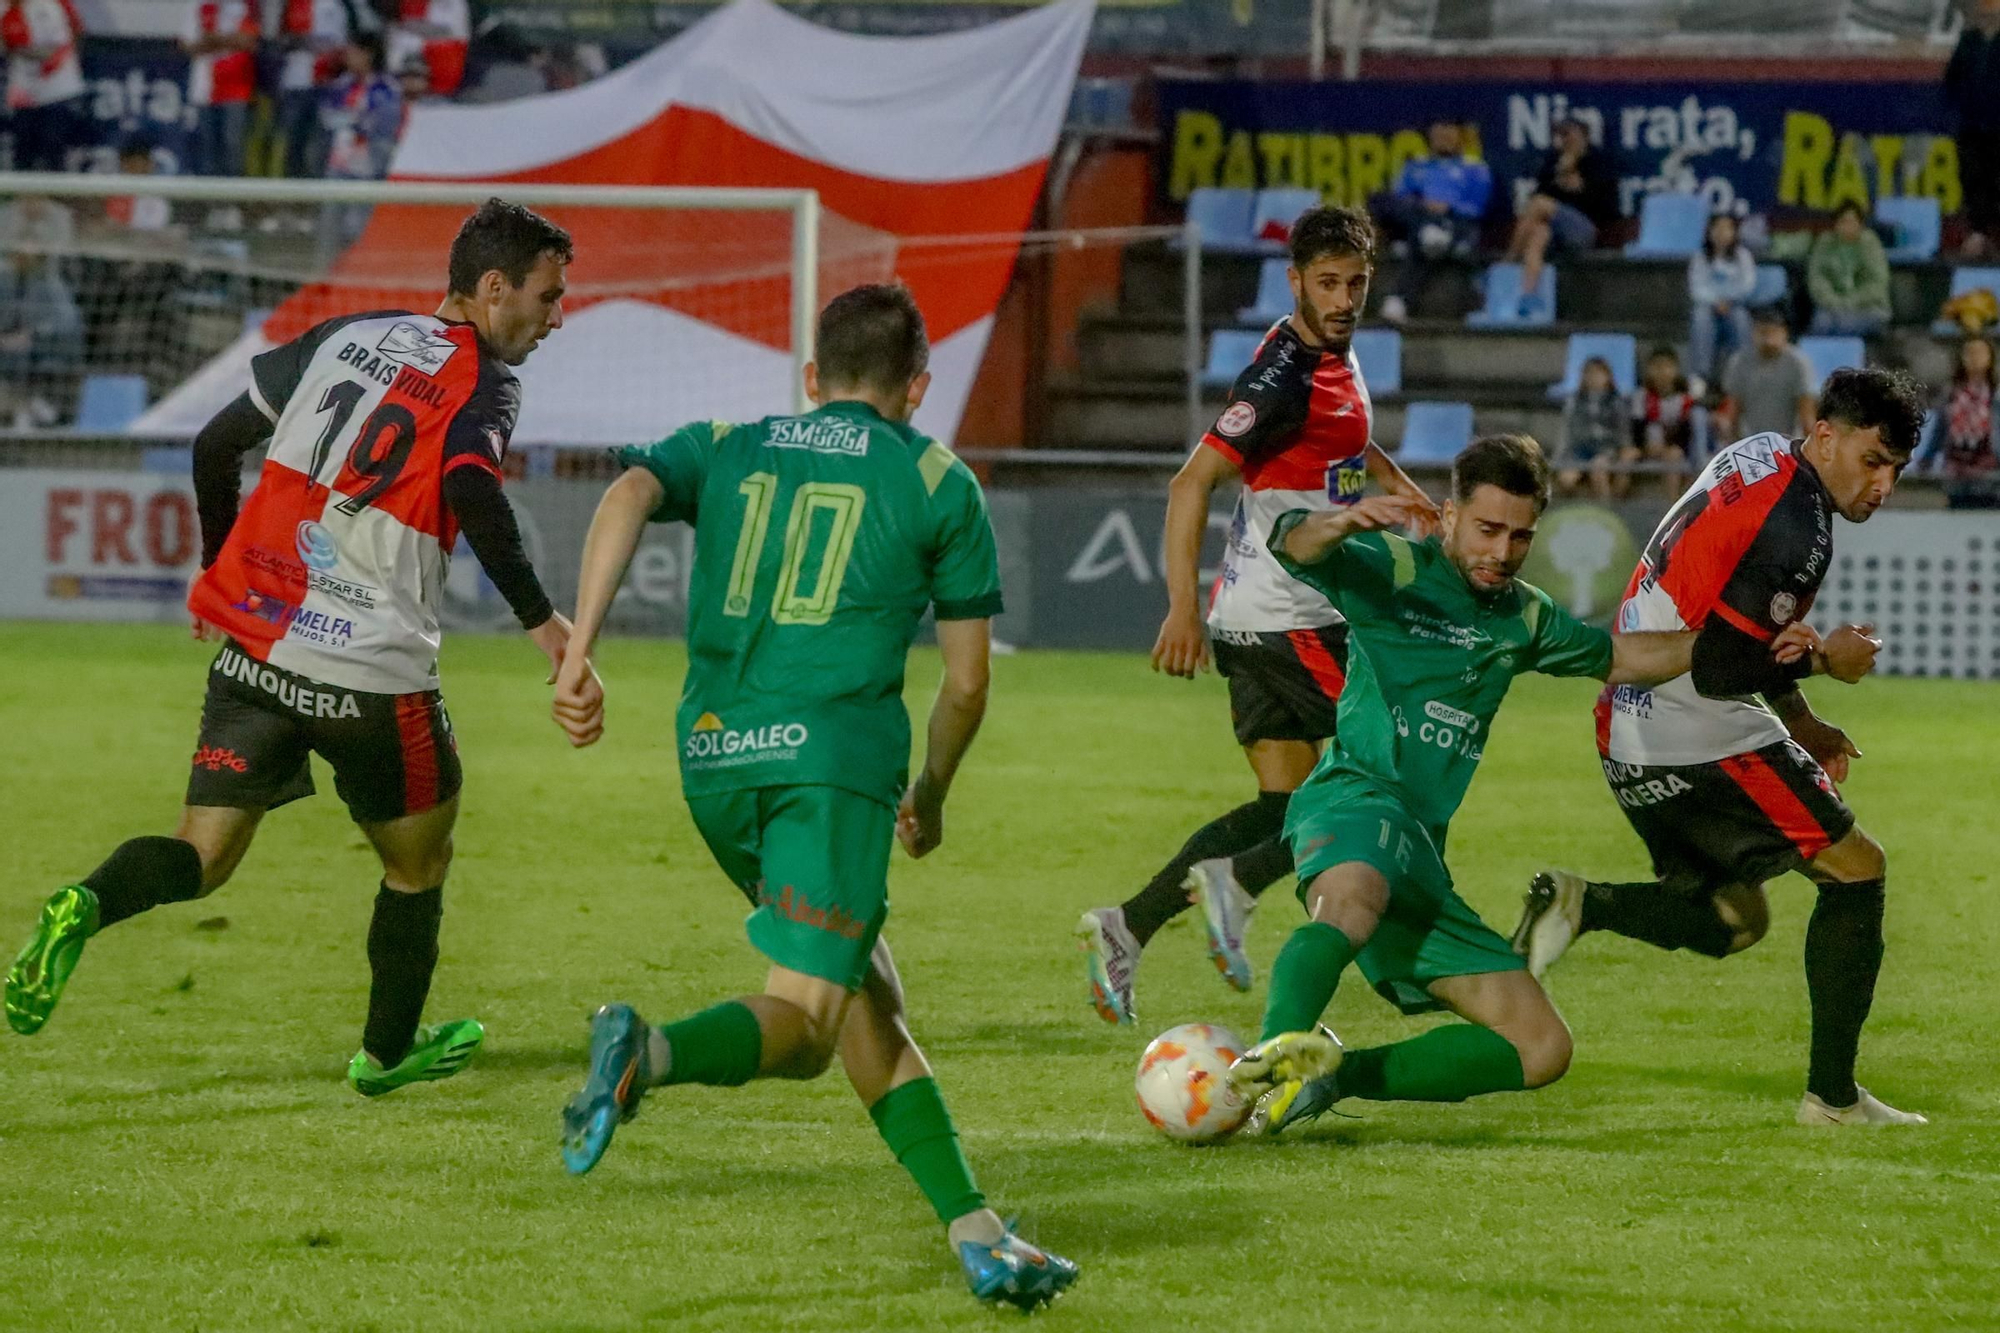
[
  {"xmin": 0, "ymin": 470, "xmax": 202, "ymax": 622},
  {"xmin": 1157, "ymin": 79, "xmax": 1959, "ymax": 220}
]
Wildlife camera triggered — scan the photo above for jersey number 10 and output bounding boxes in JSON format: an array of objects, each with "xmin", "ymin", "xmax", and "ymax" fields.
[{"xmin": 724, "ymin": 472, "xmax": 866, "ymax": 626}]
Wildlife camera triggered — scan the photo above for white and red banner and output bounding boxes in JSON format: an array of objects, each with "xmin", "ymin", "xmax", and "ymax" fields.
[
  {"xmin": 0, "ymin": 470, "xmax": 201, "ymax": 621},
  {"xmin": 137, "ymin": 0, "xmax": 1094, "ymax": 446}
]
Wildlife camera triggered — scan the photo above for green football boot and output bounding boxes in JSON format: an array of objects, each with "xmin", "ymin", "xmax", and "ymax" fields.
[
  {"xmin": 6, "ymin": 884, "xmax": 100, "ymax": 1035},
  {"xmin": 347, "ymin": 1019, "xmax": 486, "ymax": 1097}
]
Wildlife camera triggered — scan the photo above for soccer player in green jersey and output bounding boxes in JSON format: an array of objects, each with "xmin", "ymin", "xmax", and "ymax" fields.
[
  {"xmin": 547, "ymin": 285, "xmax": 1078, "ymax": 1310},
  {"xmin": 1225, "ymin": 435, "xmax": 1811, "ymax": 1133}
]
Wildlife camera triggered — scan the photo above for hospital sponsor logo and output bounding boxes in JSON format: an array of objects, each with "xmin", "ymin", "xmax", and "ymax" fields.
[{"xmin": 683, "ymin": 712, "xmax": 809, "ymax": 768}]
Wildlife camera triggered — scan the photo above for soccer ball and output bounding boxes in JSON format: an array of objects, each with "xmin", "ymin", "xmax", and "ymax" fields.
[{"xmin": 1134, "ymin": 1023, "xmax": 1253, "ymax": 1143}]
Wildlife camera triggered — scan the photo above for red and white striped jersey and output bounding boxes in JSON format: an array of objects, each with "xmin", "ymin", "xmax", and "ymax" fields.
[
  {"xmin": 1596, "ymin": 432, "xmax": 1835, "ymax": 765},
  {"xmin": 1203, "ymin": 320, "xmax": 1372, "ymax": 634},
  {"xmin": 189, "ymin": 311, "xmax": 519, "ymax": 695}
]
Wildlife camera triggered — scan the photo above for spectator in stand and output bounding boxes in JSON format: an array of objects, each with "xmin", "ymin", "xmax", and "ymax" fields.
[
  {"xmin": 394, "ymin": 51, "xmax": 441, "ymax": 118},
  {"xmin": 1371, "ymin": 116, "xmax": 1491, "ymax": 325},
  {"xmin": 0, "ymin": 236, "xmax": 83, "ymax": 428},
  {"xmin": 3, "ymin": 0, "xmax": 88, "ymax": 171},
  {"xmin": 1807, "ymin": 202, "xmax": 1891, "ymax": 337},
  {"xmin": 458, "ymin": 22, "xmax": 546, "ymax": 104},
  {"xmin": 1631, "ymin": 345, "xmax": 1698, "ymax": 493},
  {"xmin": 1506, "ymin": 116, "xmax": 1618, "ymax": 320},
  {"xmin": 388, "ymin": 0, "xmax": 468, "ymax": 97},
  {"xmin": 105, "ymin": 139, "xmax": 173, "ymax": 232},
  {"xmin": 273, "ymin": 0, "xmax": 349, "ymax": 178},
  {"xmin": 1945, "ymin": 0, "xmax": 2000, "ymax": 257},
  {"xmin": 1558, "ymin": 355, "xmax": 1632, "ymax": 500},
  {"xmin": 182, "ymin": 0, "xmax": 260, "ymax": 177},
  {"xmin": 1924, "ymin": 335, "xmax": 2000, "ymax": 508},
  {"xmin": 1687, "ymin": 211, "xmax": 1757, "ymax": 380},
  {"xmin": 316, "ymin": 30, "xmax": 401, "ymax": 259},
  {"xmin": 1720, "ymin": 306, "xmax": 1817, "ymax": 442}
]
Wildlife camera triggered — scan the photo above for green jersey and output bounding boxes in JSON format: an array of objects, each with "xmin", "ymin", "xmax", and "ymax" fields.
[
  {"xmin": 615, "ymin": 401, "xmax": 1004, "ymax": 807},
  {"xmin": 1271, "ymin": 517, "xmax": 1612, "ymax": 846}
]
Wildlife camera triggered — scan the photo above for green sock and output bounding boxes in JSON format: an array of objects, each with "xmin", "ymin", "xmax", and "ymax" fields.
[
  {"xmin": 1337, "ymin": 1024, "xmax": 1526, "ymax": 1102},
  {"xmin": 653, "ymin": 1001, "xmax": 762, "ymax": 1087},
  {"xmin": 869, "ymin": 1076, "xmax": 985, "ymax": 1226},
  {"xmin": 1260, "ymin": 921, "xmax": 1358, "ymax": 1041}
]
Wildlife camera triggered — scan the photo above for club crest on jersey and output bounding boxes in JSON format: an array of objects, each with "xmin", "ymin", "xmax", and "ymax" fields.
[
  {"xmin": 1216, "ymin": 402, "xmax": 1256, "ymax": 438},
  {"xmin": 376, "ymin": 321, "xmax": 458, "ymax": 376},
  {"xmin": 1770, "ymin": 591, "xmax": 1797, "ymax": 624}
]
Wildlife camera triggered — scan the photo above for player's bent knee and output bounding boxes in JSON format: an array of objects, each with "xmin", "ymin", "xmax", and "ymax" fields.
[
  {"xmin": 1517, "ymin": 1019, "xmax": 1573, "ymax": 1089},
  {"xmin": 1304, "ymin": 866, "xmax": 1388, "ymax": 944},
  {"xmin": 1822, "ymin": 828, "xmax": 1886, "ymax": 883}
]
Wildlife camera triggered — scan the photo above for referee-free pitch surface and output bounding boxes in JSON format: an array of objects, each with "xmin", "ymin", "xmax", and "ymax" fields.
[{"xmin": 2, "ymin": 622, "xmax": 1994, "ymax": 1332}]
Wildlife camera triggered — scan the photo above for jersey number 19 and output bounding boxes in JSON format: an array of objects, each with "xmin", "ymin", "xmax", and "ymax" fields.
[{"xmin": 724, "ymin": 472, "xmax": 866, "ymax": 626}]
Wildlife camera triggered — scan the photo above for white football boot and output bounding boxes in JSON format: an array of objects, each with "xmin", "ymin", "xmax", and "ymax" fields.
[
  {"xmin": 1797, "ymin": 1087, "xmax": 1929, "ymax": 1126},
  {"xmin": 1511, "ymin": 869, "xmax": 1586, "ymax": 980},
  {"xmin": 1186, "ymin": 858, "xmax": 1256, "ymax": 993},
  {"xmin": 1075, "ymin": 907, "xmax": 1140, "ymax": 1025}
]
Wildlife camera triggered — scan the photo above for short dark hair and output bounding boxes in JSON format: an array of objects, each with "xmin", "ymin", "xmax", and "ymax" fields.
[
  {"xmin": 1751, "ymin": 304, "xmax": 1788, "ymax": 327},
  {"xmin": 1647, "ymin": 344, "xmax": 1680, "ymax": 363},
  {"xmin": 1452, "ymin": 433, "xmax": 1551, "ymax": 512},
  {"xmin": 349, "ymin": 31, "xmax": 385, "ymax": 70},
  {"xmin": 446, "ymin": 198, "xmax": 574, "ymax": 297},
  {"xmin": 1289, "ymin": 205, "xmax": 1374, "ymax": 270},
  {"xmin": 1832, "ymin": 201, "xmax": 1868, "ymax": 224},
  {"xmin": 1817, "ymin": 367, "xmax": 1926, "ymax": 455},
  {"xmin": 815, "ymin": 283, "xmax": 928, "ymax": 393}
]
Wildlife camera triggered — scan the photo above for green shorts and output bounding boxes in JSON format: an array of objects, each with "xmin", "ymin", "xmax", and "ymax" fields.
[
  {"xmin": 684, "ymin": 784, "xmax": 893, "ymax": 992},
  {"xmin": 1287, "ymin": 789, "xmax": 1523, "ymax": 1015}
]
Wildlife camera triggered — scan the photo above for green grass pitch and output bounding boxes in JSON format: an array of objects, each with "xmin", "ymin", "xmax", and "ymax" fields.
[{"xmin": 2, "ymin": 622, "xmax": 1996, "ymax": 1331}]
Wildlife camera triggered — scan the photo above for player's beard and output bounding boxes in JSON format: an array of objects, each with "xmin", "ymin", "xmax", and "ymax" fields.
[{"xmin": 1298, "ymin": 301, "xmax": 1356, "ymax": 354}]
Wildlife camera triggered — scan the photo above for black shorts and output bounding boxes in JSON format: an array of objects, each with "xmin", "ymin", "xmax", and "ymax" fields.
[
  {"xmin": 186, "ymin": 641, "xmax": 461, "ymax": 825},
  {"xmin": 1212, "ymin": 625, "xmax": 1349, "ymax": 747},
  {"xmin": 1604, "ymin": 738, "xmax": 1855, "ymax": 891}
]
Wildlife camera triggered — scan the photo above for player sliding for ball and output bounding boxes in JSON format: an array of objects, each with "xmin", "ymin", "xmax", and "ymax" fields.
[
  {"xmin": 4, "ymin": 200, "xmax": 577, "ymax": 1096},
  {"xmin": 1225, "ymin": 436, "xmax": 1816, "ymax": 1134},
  {"xmin": 1513, "ymin": 368, "xmax": 1930, "ymax": 1126},
  {"xmin": 548, "ymin": 285, "xmax": 1078, "ymax": 1311}
]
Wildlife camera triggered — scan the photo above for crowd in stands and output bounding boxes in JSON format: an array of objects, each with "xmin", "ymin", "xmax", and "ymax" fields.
[{"xmin": 1, "ymin": 0, "xmax": 604, "ymax": 183}]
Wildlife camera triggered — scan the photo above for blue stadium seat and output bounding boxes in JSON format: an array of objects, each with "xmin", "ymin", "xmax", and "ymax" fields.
[
  {"xmin": 1931, "ymin": 266, "xmax": 2000, "ymax": 334},
  {"xmin": 1351, "ymin": 327, "xmax": 1402, "ymax": 395},
  {"xmin": 1237, "ymin": 258, "xmax": 1292, "ymax": 324},
  {"xmin": 1202, "ymin": 329, "xmax": 1264, "ymax": 389},
  {"xmin": 1623, "ymin": 193, "xmax": 1708, "ymax": 258},
  {"xmin": 1250, "ymin": 188, "xmax": 1323, "ymax": 249},
  {"xmin": 1067, "ymin": 77, "xmax": 1135, "ymax": 131},
  {"xmin": 1548, "ymin": 332, "xmax": 1638, "ymax": 400},
  {"xmin": 1798, "ymin": 335, "xmax": 1866, "ymax": 388},
  {"xmin": 74, "ymin": 373, "xmax": 148, "ymax": 432},
  {"xmin": 1750, "ymin": 264, "xmax": 1790, "ymax": 308},
  {"xmin": 1398, "ymin": 401, "xmax": 1475, "ymax": 463},
  {"xmin": 1465, "ymin": 262, "xmax": 1556, "ymax": 328},
  {"xmin": 1183, "ymin": 187, "xmax": 1258, "ymax": 253},
  {"xmin": 1875, "ymin": 196, "xmax": 1940, "ymax": 262}
]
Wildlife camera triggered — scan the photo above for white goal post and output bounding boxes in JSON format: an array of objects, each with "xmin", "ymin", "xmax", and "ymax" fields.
[{"xmin": 0, "ymin": 174, "xmax": 840, "ymax": 438}]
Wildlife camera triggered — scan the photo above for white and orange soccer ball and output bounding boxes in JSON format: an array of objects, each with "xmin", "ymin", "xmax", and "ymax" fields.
[{"xmin": 1134, "ymin": 1023, "xmax": 1253, "ymax": 1143}]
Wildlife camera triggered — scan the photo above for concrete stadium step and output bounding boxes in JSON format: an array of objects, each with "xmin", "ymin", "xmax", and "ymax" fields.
[{"xmin": 1047, "ymin": 379, "xmax": 1567, "ymax": 453}]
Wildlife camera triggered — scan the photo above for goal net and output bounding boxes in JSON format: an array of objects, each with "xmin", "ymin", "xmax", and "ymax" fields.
[{"xmin": 0, "ymin": 175, "xmax": 897, "ymax": 445}]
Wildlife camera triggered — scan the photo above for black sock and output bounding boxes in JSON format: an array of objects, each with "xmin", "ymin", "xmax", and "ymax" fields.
[
  {"xmin": 1804, "ymin": 878, "xmax": 1886, "ymax": 1108},
  {"xmin": 364, "ymin": 883, "xmax": 443, "ymax": 1068},
  {"xmin": 82, "ymin": 837, "xmax": 206, "ymax": 929},
  {"xmin": 1119, "ymin": 791, "xmax": 1290, "ymax": 945},
  {"xmin": 1578, "ymin": 880, "xmax": 1735, "ymax": 958},
  {"xmin": 1231, "ymin": 834, "xmax": 1295, "ymax": 898}
]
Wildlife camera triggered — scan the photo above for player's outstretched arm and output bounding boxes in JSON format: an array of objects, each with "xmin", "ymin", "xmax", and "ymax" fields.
[
  {"xmin": 552, "ymin": 466, "xmax": 664, "ymax": 748},
  {"xmin": 1363, "ymin": 441, "xmax": 1441, "ymax": 534},
  {"xmin": 1274, "ymin": 494, "xmax": 1428, "ymax": 566},
  {"xmin": 898, "ymin": 617, "xmax": 991, "ymax": 860},
  {"xmin": 1152, "ymin": 444, "xmax": 1237, "ymax": 678},
  {"xmin": 1604, "ymin": 630, "xmax": 1698, "ymax": 687}
]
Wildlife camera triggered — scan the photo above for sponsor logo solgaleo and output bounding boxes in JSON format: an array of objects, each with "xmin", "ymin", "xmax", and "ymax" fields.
[{"xmin": 684, "ymin": 711, "xmax": 808, "ymax": 766}]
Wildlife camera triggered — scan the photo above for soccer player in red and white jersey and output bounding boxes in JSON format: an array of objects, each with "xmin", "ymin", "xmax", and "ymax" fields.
[
  {"xmin": 1077, "ymin": 206, "xmax": 1438, "ymax": 1024},
  {"xmin": 1512, "ymin": 368, "xmax": 1932, "ymax": 1126},
  {"xmin": 2, "ymin": 0, "xmax": 87, "ymax": 172},
  {"xmin": 5, "ymin": 200, "xmax": 587, "ymax": 1100},
  {"xmin": 181, "ymin": 0, "xmax": 260, "ymax": 176}
]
